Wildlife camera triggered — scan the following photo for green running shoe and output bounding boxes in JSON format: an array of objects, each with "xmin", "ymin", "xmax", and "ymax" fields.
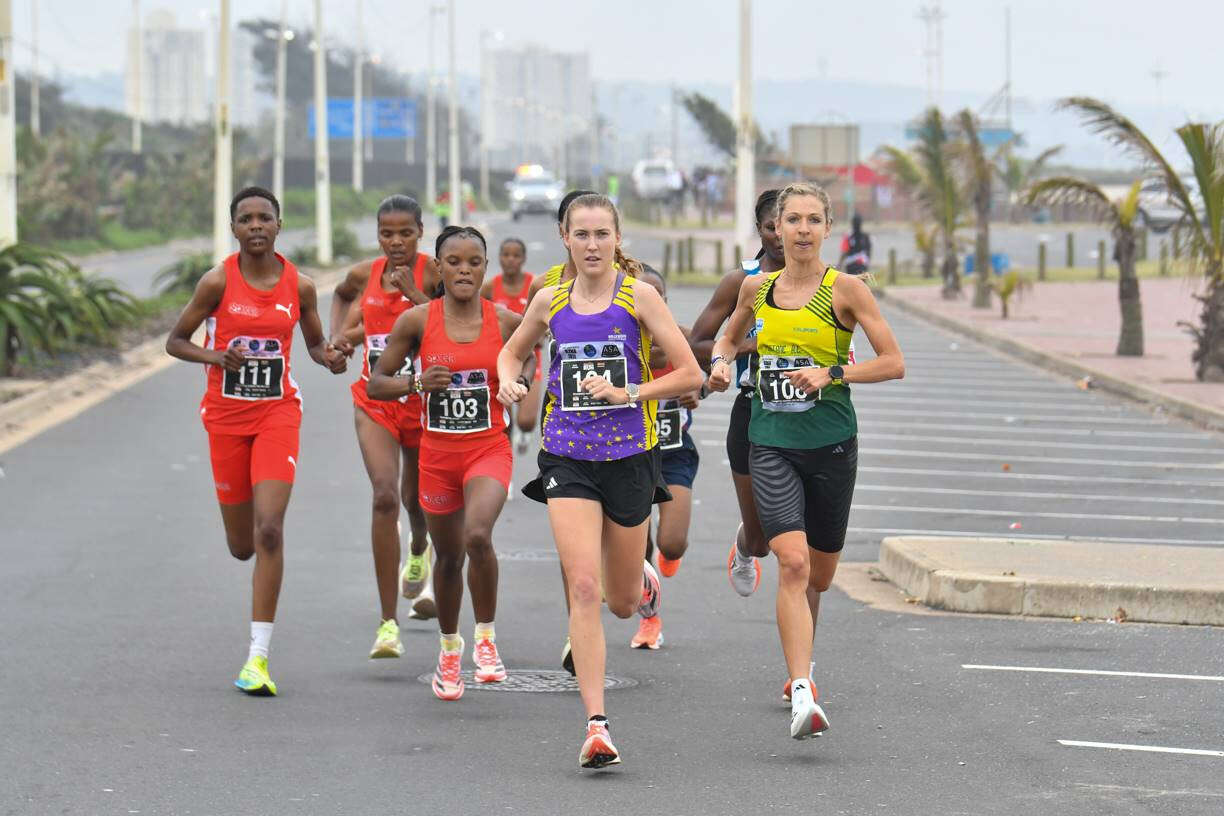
[
  {"xmin": 369, "ymin": 619, "xmax": 404, "ymax": 659},
  {"xmin": 400, "ymin": 540, "xmax": 433, "ymax": 600},
  {"xmin": 234, "ymin": 655, "xmax": 277, "ymax": 696}
]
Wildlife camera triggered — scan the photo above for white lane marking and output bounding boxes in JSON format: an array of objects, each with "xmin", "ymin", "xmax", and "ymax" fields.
[
  {"xmin": 860, "ymin": 419, "xmax": 1208, "ymax": 441},
  {"xmin": 858, "ymin": 466, "xmax": 1224, "ymax": 490},
  {"xmin": 861, "ymin": 447, "xmax": 1224, "ymax": 471},
  {"xmin": 860, "ymin": 395, "xmax": 1127, "ymax": 412},
  {"xmin": 864, "ymin": 432, "xmax": 1216, "ymax": 456},
  {"xmin": 847, "ymin": 526, "xmax": 1219, "ymax": 547},
  {"xmin": 855, "ymin": 484, "xmax": 1224, "ymax": 508},
  {"xmin": 963, "ymin": 665, "xmax": 1224, "ymax": 682},
  {"xmin": 1073, "ymin": 783, "xmax": 1224, "ymax": 799},
  {"xmin": 700, "ymin": 438, "xmax": 725, "ymax": 447},
  {"xmin": 853, "ymin": 503, "xmax": 1224, "ymax": 525},
  {"xmin": 1057, "ymin": 741, "xmax": 1224, "ymax": 758},
  {"xmin": 857, "ymin": 407, "xmax": 1178, "ymax": 426}
]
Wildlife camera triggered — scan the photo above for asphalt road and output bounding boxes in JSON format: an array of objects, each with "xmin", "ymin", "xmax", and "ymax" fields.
[{"xmin": 3, "ymin": 214, "xmax": 1222, "ymax": 815}]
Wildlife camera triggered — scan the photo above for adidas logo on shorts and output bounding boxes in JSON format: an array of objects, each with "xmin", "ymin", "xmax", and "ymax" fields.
[
  {"xmin": 546, "ymin": 477, "xmax": 559, "ymax": 491},
  {"xmin": 832, "ymin": 445, "xmax": 844, "ymax": 454}
]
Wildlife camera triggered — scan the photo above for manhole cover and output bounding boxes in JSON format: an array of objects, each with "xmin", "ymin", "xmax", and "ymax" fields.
[{"xmin": 415, "ymin": 669, "xmax": 637, "ymax": 693}]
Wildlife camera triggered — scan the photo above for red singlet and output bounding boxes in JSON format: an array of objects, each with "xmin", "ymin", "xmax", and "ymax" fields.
[{"xmin": 490, "ymin": 272, "xmax": 534, "ymax": 315}]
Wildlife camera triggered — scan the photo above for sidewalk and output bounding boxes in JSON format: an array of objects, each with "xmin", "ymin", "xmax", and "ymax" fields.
[
  {"xmin": 879, "ymin": 537, "xmax": 1224, "ymax": 626},
  {"xmin": 880, "ymin": 277, "xmax": 1224, "ymax": 430}
]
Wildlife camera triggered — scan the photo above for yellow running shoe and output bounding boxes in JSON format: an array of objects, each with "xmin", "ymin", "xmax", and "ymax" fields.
[
  {"xmin": 369, "ymin": 619, "xmax": 403, "ymax": 659},
  {"xmin": 234, "ymin": 655, "xmax": 277, "ymax": 696},
  {"xmin": 400, "ymin": 540, "xmax": 433, "ymax": 600}
]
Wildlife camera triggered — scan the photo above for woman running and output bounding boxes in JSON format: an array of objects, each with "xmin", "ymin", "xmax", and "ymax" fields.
[
  {"xmin": 631, "ymin": 265, "xmax": 703, "ymax": 651},
  {"xmin": 689, "ymin": 189, "xmax": 782, "ymax": 599},
  {"xmin": 165, "ymin": 186, "xmax": 347, "ymax": 696},
  {"xmin": 497, "ymin": 194, "xmax": 703, "ymax": 769},
  {"xmin": 328, "ymin": 195, "xmax": 441, "ymax": 659},
  {"xmin": 708, "ymin": 181, "xmax": 905, "ymax": 740},
  {"xmin": 481, "ymin": 237, "xmax": 540, "ymax": 451},
  {"xmin": 368, "ymin": 225, "xmax": 532, "ymax": 700}
]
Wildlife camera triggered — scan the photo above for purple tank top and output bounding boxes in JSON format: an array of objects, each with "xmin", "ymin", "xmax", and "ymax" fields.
[{"xmin": 541, "ymin": 275, "xmax": 658, "ymax": 461}]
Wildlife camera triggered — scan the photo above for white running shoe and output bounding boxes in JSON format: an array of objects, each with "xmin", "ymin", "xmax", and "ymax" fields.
[
  {"xmin": 727, "ymin": 524, "xmax": 761, "ymax": 597},
  {"xmin": 783, "ymin": 661, "xmax": 817, "ymax": 702},
  {"xmin": 637, "ymin": 560, "xmax": 661, "ymax": 618},
  {"xmin": 789, "ymin": 679, "xmax": 829, "ymax": 740},
  {"xmin": 408, "ymin": 578, "xmax": 437, "ymax": 620}
]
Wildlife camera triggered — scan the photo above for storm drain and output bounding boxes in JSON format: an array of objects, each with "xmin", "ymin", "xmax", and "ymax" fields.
[{"xmin": 416, "ymin": 669, "xmax": 638, "ymax": 693}]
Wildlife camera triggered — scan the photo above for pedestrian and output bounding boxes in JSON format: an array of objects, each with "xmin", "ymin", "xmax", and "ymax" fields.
[
  {"xmin": 367, "ymin": 225, "xmax": 533, "ymax": 700},
  {"xmin": 328, "ymin": 195, "xmax": 441, "ymax": 660},
  {"xmin": 707, "ymin": 181, "xmax": 905, "ymax": 739},
  {"xmin": 164, "ymin": 186, "xmax": 348, "ymax": 696},
  {"xmin": 481, "ymin": 237, "xmax": 541, "ymax": 453},
  {"xmin": 496, "ymin": 193, "xmax": 704, "ymax": 768},
  {"xmin": 838, "ymin": 213, "xmax": 872, "ymax": 276}
]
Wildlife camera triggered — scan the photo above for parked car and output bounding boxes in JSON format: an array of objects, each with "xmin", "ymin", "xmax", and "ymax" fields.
[{"xmin": 632, "ymin": 158, "xmax": 677, "ymax": 201}]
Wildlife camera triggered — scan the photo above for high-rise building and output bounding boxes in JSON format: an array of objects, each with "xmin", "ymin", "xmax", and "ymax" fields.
[
  {"xmin": 484, "ymin": 45, "xmax": 592, "ymax": 178},
  {"xmin": 125, "ymin": 10, "xmax": 208, "ymax": 126}
]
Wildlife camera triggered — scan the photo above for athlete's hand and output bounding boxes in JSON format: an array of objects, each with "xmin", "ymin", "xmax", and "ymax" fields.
[
  {"xmin": 581, "ymin": 373, "xmax": 627, "ymax": 404},
  {"xmin": 388, "ymin": 265, "xmax": 426, "ymax": 302},
  {"xmin": 214, "ymin": 344, "xmax": 246, "ymax": 372},
  {"xmin": 419, "ymin": 365, "xmax": 453, "ymax": 392},
  {"xmin": 707, "ymin": 359, "xmax": 732, "ymax": 392},
  {"xmin": 497, "ymin": 379, "xmax": 529, "ymax": 406},
  {"xmin": 322, "ymin": 345, "xmax": 348, "ymax": 374},
  {"xmin": 786, "ymin": 366, "xmax": 831, "ymax": 393},
  {"xmin": 677, "ymin": 390, "xmax": 700, "ymax": 410},
  {"xmin": 328, "ymin": 334, "xmax": 355, "ymax": 357}
]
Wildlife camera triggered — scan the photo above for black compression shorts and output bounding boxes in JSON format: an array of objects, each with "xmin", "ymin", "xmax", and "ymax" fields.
[{"xmin": 748, "ymin": 437, "xmax": 857, "ymax": 552}]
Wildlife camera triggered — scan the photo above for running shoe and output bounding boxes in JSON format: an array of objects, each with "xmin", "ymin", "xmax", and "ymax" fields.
[
  {"xmin": 579, "ymin": 720, "xmax": 621, "ymax": 769},
  {"xmin": 637, "ymin": 560, "xmax": 661, "ymax": 618},
  {"xmin": 630, "ymin": 615, "xmax": 664, "ymax": 649},
  {"xmin": 473, "ymin": 636, "xmax": 507, "ymax": 683},
  {"xmin": 369, "ymin": 619, "xmax": 403, "ymax": 659},
  {"xmin": 788, "ymin": 679, "xmax": 829, "ymax": 740},
  {"xmin": 782, "ymin": 661, "xmax": 817, "ymax": 703},
  {"xmin": 408, "ymin": 578, "xmax": 437, "ymax": 620},
  {"xmin": 657, "ymin": 553, "xmax": 682, "ymax": 578},
  {"xmin": 727, "ymin": 525, "xmax": 761, "ymax": 597},
  {"xmin": 561, "ymin": 637, "xmax": 575, "ymax": 676},
  {"xmin": 432, "ymin": 639, "xmax": 465, "ymax": 700},
  {"xmin": 234, "ymin": 655, "xmax": 277, "ymax": 696},
  {"xmin": 400, "ymin": 540, "xmax": 433, "ymax": 600}
]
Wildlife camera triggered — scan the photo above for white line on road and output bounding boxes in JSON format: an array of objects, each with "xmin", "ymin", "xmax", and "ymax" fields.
[
  {"xmin": 856, "ymin": 419, "xmax": 1208, "ymax": 441},
  {"xmin": 860, "ymin": 447, "xmax": 1224, "ymax": 471},
  {"xmin": 857, "ymin": 466, "xmax": 1224, "ymax": 490},
  {"xmin": 863, "ymin": 432, "xmax": 1216, "ymax": 455},
  {"xmin": 856, "ymin": 407, "xmax": 1177, "ymax": 426},
  {"xmin": 1057, "ymin": 740, "xmax": 1224, "ymax": 758},
  {"xmin": 962, "ymin": 665, "xmax": 1224, "ymax": 682},
  {"xmin": 859, "ymin": 395, "xmax": 1127, "ymax": 412},
  {"xmin": 855, "ymin": 484, "xmax": 1224, "ymax": 508},
  {"xmin": 847, "ymin": 526, "xmax": 1220, "ymax": 547},
  {"xmin": 852, "ymin": 503, "xmax": 1224, "ymax": 525}
]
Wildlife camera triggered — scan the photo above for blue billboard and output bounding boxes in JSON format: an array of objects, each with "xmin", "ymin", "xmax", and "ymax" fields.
[{"xmin": 309, "ymin": 98, "xmax": 416, "ymax": 140}]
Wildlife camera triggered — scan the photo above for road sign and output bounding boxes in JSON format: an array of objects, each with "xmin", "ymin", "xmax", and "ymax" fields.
[{"xmin": 309, "ymin": 98, "xmax": 416, "ymax": 140}]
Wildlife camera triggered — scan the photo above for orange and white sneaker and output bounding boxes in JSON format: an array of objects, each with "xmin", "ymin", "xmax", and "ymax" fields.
[
  {"xmin": 630, "ymin": 615, "xmax": 663, "ymax": 649},
  {"xmin": 637, "ymin": 561, "xmax": 661, "ymax": 618},
  {"xmin": 789, "ymin": 679, "xmax": 830, "ymax": 740},
  {"xmin": 432, "ymin": 640, "xmax": 465, "ymax": 701},
  {"xmin": 473, "ymin": 637, "xmax": 507, "ymax": 683},
  {"xmin": 579, "ymin": 719, "xmax": 621, "ymax": 769},
  {"xmin": 657, "ymin": 554, "xmax": 681, "ymax": 578},
  {"xmin": 782, "ymin": 661, "xmax": 817, "ymax": 703}
]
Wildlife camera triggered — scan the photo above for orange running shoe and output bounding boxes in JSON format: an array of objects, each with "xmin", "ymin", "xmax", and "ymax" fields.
[
  {"xmin": 432, "ymin": 641, "xmax": 465, "ymax": 701},
  {"xmin": 657, "ymin": 554, "xmax": 682, "ymax": 577},
  {"xmin": 579, "ymin": 720, "xmax": 621, "ymax": 769},
  {"xmin": 630, "ymin": 615, "xmax": 664, "ymax": 649},
  {"xmin": 473, "ymin": 637, "xmax": 507, "ymax": 683}
]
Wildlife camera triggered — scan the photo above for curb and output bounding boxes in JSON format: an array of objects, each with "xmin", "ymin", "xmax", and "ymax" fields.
[
  {"xmin": 875, "ymin": 288, "xmax": 1224, "ymax": 434},
  {"xmin": 879, "ymin": 537, "xmax": 1224, "ymax": 626}
]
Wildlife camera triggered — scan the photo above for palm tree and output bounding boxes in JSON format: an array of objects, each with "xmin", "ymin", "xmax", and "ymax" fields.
[
  {"xmin": 1001, "ymin": 145, "xmax": 1063, "ymax": 221},
  {"xmin": 1024, "ymin": 178, "xmax": 1145, "ymax": 355},
  {"xmin": 954, "ymin": 110, "xmax": 996, "ymax": 308},
  {"xmin": 883, "ymin": 108, "xmax": 965, "ymax": 299},
  {"xmin": 1059, "ymin": 97, "xmax": 1224, "ymax": 380}
]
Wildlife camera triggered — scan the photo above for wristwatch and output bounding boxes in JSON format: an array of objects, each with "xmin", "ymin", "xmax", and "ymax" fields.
[
  {"xmin": 827, "ymin": 365, "xmax": 845, "ymax": 385},
  {"xmin": 624, "ymin": 382, "xmax": 641, "ymax": 407},
  {"xmin": 516, "ymin": 374, "xmax": 531, "ymax": 388}
]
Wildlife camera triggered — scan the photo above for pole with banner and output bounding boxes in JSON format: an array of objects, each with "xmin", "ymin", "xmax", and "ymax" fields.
[
  {"xmin": 212, "ymin": 0, "xmax": 233, "ymax": 263},
  {"xmin": 734, "ymin": 0, "xmax": 755, "ymax": 257},
  {"xmin": 313, "ymin": 0, "xmax": 332, "ymax": 264}
]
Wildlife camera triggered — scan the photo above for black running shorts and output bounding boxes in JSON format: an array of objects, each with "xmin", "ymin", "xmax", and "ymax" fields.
[
  {"xmin": 725, "ymin": 389, "xmax": 754, "ymax": 475},
  {"xmin": 523, "ymin": 448, "xmax": 671, "ymax": 527},
  {"xmin": 748, "ymin": 437, "xmax": 857, "ymax": 553}
]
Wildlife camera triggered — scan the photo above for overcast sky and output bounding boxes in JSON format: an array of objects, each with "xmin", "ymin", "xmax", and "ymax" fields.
[{"xmin": 25, "ymin": 1, "xmax": 1218, "ymax": 112}]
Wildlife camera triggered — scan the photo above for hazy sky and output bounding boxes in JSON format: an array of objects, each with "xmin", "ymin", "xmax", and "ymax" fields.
[{"xmin": 25, "ymin": 0, "xmax": 1220, "ymax": 119}]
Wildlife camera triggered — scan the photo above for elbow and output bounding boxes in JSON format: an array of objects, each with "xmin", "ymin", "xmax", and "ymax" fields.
[
  {"xmin": 893, "ymin": 357, "xmax": 906, "ymax": 381},
  {"xmin": 366, "ymin": 379, "xmax": 387, "ymax": 401}
]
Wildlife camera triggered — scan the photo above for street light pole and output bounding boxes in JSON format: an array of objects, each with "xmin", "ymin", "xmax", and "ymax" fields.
[
  {"xmin": 131, "ymin": 0, "xmax": 142, "ymax": 153},
  {"xmin": 313, "ymin": 0, "xmax": 332, "ymax": 264},
  {"xmin": 447, "ymin": 0, "xmax": 460, "ymax": 222},
  {"xmin": 0, "ymin": 0, "xmax": 17, "ymax": 247},
  {"xmin": 29, "ymin": 0, "xmax": 38, "ymax": 137},
  {"xmin": 271, "ymin": 0, "xmax": 290, "ymax": 205},
  {"xmin": 425, "ymin": 5, "xmax": 441, "ymax": 218},
  {"xmin": 734, "ymin": 0, "xmax": 755, "ymax": 256},
  {"xmin": 479, "ymin": 30, "xmax": 488, "ymax": 209},
  {"xmin": 352, "ymin": 0, "xmax": 363, "ymax": 193},
  {"xmin": 212, "ymin": 0, "xmax": 233, "ymax": 263}
]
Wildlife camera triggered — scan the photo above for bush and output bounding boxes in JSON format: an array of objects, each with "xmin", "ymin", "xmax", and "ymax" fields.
[{"xmin": 154, "ymin": 252, "xmax": 215, "ymax": 296}]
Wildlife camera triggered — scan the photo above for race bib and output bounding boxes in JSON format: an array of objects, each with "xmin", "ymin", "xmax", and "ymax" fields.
[
  {"xmin": 655, "ymin": 406, "xmax": 683, "ymax": 450},
  {"xmin": 425, "ymin": 369, "xmax": 492, "ymax": 433},
  {"xmin": 757, "ymin": 355, "xmax": 818, "ymax": 412},
  {"xmin": 558, "ymin": 341, "xmax": 628, "ymax": 412},
  {"xmin": 222, "ymin": 336, "xmax": 284, "ymax": 400},
  {"xmin": 366, "ymin": 333, "xmax": 415, "ymax": 378}
]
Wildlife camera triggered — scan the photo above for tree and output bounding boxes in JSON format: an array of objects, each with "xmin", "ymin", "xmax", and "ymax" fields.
[
  {"xmin": 1059, "ymin": 97, "xmax": 1224, "ymax": 380},
  {"xmin": 953, "ymin": 109, "xmax": 995, "ymax": 308},
  {"xmin": 1024, "ymin": 178, "xmax": 1145, "ymax": 355},
  {"xmin": 1001, "ymin": 145, "xmax": 1062, "ymax": 221},
  {"xmin": 679, "ymin": 92, "xmax": 774, "ymax": 167},
  {"xmin": 883, "ymin": 108, "xmax": 965, "ymax": 298}
]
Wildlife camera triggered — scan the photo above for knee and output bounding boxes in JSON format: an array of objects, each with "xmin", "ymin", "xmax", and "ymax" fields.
[
  {"xmin": 775, "ymin": 548, "xmax": 810, "ymax": 587},
  {"xmin": 464, "ymin": 527, "xmax": 495, "ymax": 560},
  {"xmin": 371, "ymin": 484, "xmax": 399, "ymax": 517},
  {"xmin": 254, "ymin": 519, "xmax": 283, "ymax": 555},
  {"xmin": 809, "ymin": 573, "xmax": 834, "ymax": 593},
  {"xmin": 658, "ymin": 533, "xmax": 688, "ymax": 560},
  {"xmin": 226, "ymin": 536, "xmax": 254, "ymax": 561},
  {"xmin": 434, "ymin": 545, "xmax": 464, "ymax": 575},
  {"xmin": 607, "ymin": 595, "xmax": 636, "ymax": 619},
  {"xmin": 568, "ymin": 573, "xmax": 602, "ymax": 608}
]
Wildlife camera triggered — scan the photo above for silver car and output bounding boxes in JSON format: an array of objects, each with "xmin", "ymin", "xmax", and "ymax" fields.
[{"xmin": 509, "ymin": 175, "xmax": 563, "ymax": 220}]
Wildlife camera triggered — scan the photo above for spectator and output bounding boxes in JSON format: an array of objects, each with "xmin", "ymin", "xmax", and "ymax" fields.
[{"xmin": 839, "ymin": 213, "xmax": 872, "ymax": 276}]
